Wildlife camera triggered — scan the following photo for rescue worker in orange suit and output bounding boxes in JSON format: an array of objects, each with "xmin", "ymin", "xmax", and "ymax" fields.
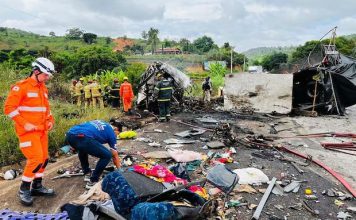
[
  {"xmin": 119, "ymin": 76, "xmax": 134, "ymax": 114},
  {"xmin": 91, "ymin": 79, "xmax": 104, "ymax": 109},
  {"xmin": 4, "ymin": 57, "xmax": 56, "ymax": 206},
  {"xmin": 84, "ymin": 80, "xmax": 92, "ymax": 109}
]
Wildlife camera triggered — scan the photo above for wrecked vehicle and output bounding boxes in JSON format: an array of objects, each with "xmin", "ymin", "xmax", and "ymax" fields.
[
  {"xmin": 225, "ymin": 29, "xmax": 356, "ymax": 116},
  {"xmin": 292, "ymin": 48, "xmax": 356, "ymax": 115},
  {"xmin": 136, "ymin": 62, "xmax": 191, "ymax": 113}
]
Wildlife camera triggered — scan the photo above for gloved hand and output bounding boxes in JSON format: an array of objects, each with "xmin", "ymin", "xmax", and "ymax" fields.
[
  {"xmin": 24, "ymin": 123, "xmax": 37, "ymax": 131},
  {"xmin": 47, "ymin": 121, "xmax": 54, "ymax": 130}
]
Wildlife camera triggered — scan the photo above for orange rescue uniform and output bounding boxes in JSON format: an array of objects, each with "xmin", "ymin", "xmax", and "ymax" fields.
[
  {"xmin": 4, "ymin": 77, "xmax": 54, "ymax": 182},
  {"xmin": 119, "ymin": 81, "xmax": 134, "ymax": 112}
]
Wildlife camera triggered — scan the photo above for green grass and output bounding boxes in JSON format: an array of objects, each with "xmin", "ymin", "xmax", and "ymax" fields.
[{"xmin": 0, "ymin": 28, "xmax": 115, "ymax": 52}]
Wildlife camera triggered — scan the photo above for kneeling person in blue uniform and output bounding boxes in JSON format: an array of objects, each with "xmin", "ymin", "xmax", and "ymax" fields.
[{"xmin": 65, "ymin": 120, "xmax": 120, "ymax": 189}]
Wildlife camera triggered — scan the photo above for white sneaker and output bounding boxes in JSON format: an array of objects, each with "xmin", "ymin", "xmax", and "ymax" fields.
[
  {"xmin": 84, "ymin": 173, "xmax": 91, "ymax": 182},
  {"xmin": 85, "ymin": 181, "xmax": 97, "ymax": 190}
]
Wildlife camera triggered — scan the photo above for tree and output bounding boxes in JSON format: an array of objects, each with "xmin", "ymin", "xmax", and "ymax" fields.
[
  {"xmin": 82, "ymin": 33, "xmax": 97, "ymax": 44},
  {"xmin": 291, "ymin": 40, "xmax": 320, "ymax": 62},
  {"xmin": 0, "ymin": 27, "xmax": 7, "ymax": 36},
  {"xmin": 163, "ymin": 39, "xmax": 172, "ymax": 48},
  {"xmin": 65, "ymin": 28, "xmax": 83, "ymax": 40},
  {"xmin": 179, "ymin": 38, "xmax": 194, "ymax": 53},
  {"xmin": 49, "ymin": 31, "xmax": 56, "ymax": 37},
  {"xmin": 223, "ymin": 42, "xmax": 231, "ymax": 49},
  {"xmin": 261, "ymin": 52, "xmax": 288, "ymax": 71},
  {"xmin": 207, "ymin": 48, "xmax": 247, "ymax": 67},
  {"xmin": 141, "ymin": 31, "xmax": 148, "ymax": 40},
  {"xmin": 193, "ymin": 36, "xmax": 215, "ymax": 54},
  {"xmin": 147, "ymin": 28, "xmax": 159, "ymax": 54},
  {"xmin": 105, "ymin": 37, "xmax": 112, "ymax": 45},
  {"xmin": 73, "ymin": 47, "xmax": 127, "ymax": 77}
]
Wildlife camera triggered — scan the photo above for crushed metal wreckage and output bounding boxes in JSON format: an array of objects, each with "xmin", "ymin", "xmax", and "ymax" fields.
[
  {"xmin": 292, "ymin": 50, "xmax": 356, "ymax": 116},
  {"xmin": 136, "ymin": 61, "xmax": 191, "ymax": 113},
  {"xmin": 225, "ymin": 28, "xmax": 356, "ymax": 116}
]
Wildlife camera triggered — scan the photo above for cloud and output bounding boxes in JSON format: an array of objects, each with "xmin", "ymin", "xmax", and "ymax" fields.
[{"xmin": 0, "ymin": 0, "xmax": 355, "ymax": 51}]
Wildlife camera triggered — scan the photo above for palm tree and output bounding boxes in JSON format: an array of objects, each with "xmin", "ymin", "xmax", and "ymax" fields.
[{"xmin": 147, "ymin": 28, "xmax": 159, "ymax": 54}]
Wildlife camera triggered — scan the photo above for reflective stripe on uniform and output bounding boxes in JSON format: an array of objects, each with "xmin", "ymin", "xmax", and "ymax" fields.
[
  {"xmin": 158, "ymin": 99, "xmax": 171, "ymax": 101},
  {"xmin": 35, "ymin": 173, "xmax": 44, "ymax": 178},
  {"xmin": 20, "ymin": 141, "xmax": 31, "ymax": 148},
  {"xmin": 27, "ymin": 92, "xmax": 38, "ymax": 98},
  {"xmin": 18, "ymin": 106, "xmax": 47, "ymax": 112},
  {"xmin": 7, "ymin": 110, "xmax": 20, "ymax": 118},
  {"xmin": 159, "ymin": 87, "xmax": 173, "ymax": 90},
  {"xmin": 22, "ymin": 175, "xmax": 34, "ymax": 182}
]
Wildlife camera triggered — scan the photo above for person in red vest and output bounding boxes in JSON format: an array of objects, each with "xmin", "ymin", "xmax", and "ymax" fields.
[{"xmin": 119, "ymin": 76, "xmax": 134, "ymax": 114}]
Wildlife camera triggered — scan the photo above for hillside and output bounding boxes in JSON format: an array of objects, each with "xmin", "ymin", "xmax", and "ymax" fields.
[
  {"xmin": 243, "ymin": 46, "xmax": 296, "ymax": 62},
  {"xmin": 0, "ymin": 27, "xmax": 115, "ymax": 52}
]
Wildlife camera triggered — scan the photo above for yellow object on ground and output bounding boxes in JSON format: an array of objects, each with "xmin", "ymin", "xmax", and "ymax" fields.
[
  {"xmin": 119, "ymin": 130, "xmax": 137, "ymax": 139},
  {"xmin": 305, "ymin": 188, "xmax": 313, "ymax": 195}
]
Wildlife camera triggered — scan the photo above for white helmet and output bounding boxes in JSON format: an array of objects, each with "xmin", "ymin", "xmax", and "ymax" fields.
[{"xmin": 32, "ymin": 57, "xmax": 56, "ymax": 76}]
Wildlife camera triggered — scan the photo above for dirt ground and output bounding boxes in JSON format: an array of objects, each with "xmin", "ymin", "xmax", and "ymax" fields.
[{"xmin": 0, "ymin": 107, "xmax": 355, "ymax": 219}]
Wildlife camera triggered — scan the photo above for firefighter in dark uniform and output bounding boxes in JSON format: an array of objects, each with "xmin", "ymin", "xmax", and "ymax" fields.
[
  {"xmin": 154, "ymin": 73, "xmax": 173, "ymax": 122},
  {"xmin": 110, "ymin": 78, "xmax": 120, "ymax": 108}
]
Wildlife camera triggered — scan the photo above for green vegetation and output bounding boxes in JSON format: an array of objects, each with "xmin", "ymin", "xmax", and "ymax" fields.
[
  {"xmin": 0, "ymin": 28, "xmax": 115, "ymax": 52},
  {"xmin": 291, "ymin": 36, "xmax": 355, "ymax": 62},
  {"xmin": 187, "ymin": 62, "xmax": 226, "ymax": 98},
  {"xmin": 84, "ymin": 62, "xmax": 147, "ymax": 93},
  {"xmin": 261, "ymin": 52, "xmax": 288, "ymax": 71}
]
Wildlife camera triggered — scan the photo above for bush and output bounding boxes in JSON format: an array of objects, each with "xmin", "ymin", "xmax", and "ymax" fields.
[{"xmin": 51, "ymin": 46, "xmax": 127, "ymax": 79}]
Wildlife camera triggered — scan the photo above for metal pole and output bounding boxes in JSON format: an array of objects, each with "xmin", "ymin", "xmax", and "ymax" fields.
[
  {"xmin": 243, "ymin": 56, "xmax": 246, "ymax": 72},
  {"xmin": 230, "ymin": 47, "xmax": 233, "ymax": 74},
  {"xmin": 251, "ymin": 177, "xmax": 277, "ymax": 220}
]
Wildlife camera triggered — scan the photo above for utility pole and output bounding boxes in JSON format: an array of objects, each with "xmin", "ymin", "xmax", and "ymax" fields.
[
  {"xmin": 230, "ymin": 46, "xmax": 234, "ymax": 74},
  {"xmin": 243, "ymin": 56, "xmax": 246, "ymax": 72}
]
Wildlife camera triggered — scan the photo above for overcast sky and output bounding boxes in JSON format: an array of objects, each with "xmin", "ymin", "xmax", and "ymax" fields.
[{"xmin": 1, "ymin": 0, "xmax": 355, "ymax": 51}]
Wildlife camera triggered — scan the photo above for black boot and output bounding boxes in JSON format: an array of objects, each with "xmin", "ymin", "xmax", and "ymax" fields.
[
  {"xmin": 31, "ymin": 178, "xmax": 55, "ymax": 196},
  {"xmin": 19, "ymin": 181, "xmax": 33, "ymax": 206}
]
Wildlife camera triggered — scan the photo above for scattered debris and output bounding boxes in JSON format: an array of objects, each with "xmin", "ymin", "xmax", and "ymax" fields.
[
  {"xmin": 167, "ymin": 149, "xmax": 203, "ymax": 162},
  {"xmin": 302, "ymin": 200, "xmax": 320, "ymax": 216},
  {"xmin": 142, "ymin": 151, "xmax": 171, "ymax": 159},
  {"xmin": 347, "ymin": 206, "xmax": 356, "ymax": 213},
  {"xmin": 251, "ymin": 177, "xmax": 277, "ymax": 220},
  {"xmin": 235, "ymin": 184, "xmax": 257, "ymax": 194},
  {"xmin": 163, "ymin": 138, "xmax": 196, "ymax": 144},
  {"xmin": 51, "ymin": 171, "xmax": 84, "ymax": 180},
  {"xmin": 284, "ymin": 181, "xmax": 302, "ymax": 193},
  {"xmin": 174, "ymin": 129, "xmax": 206, "ymax": 138},
  {"xmin": 233, "ymin": 168, "xmax": 269, "ymax": 185},
  {"xmin": 272, "ymin": 183, "xmax": 285, "ymax": 196},
  {"xmin": 336, "ymin": 211, "xmax": 352, "ymax": 220},
  {"xmin": 207, "ymin": 141, "xmax": 225, "ymax": 149}
]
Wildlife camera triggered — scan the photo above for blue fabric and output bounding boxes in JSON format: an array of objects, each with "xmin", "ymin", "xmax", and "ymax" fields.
[
  {"xmin": 131, "ymin": 202, "xmax": 178, "ymax": 220},
  {"xmin": 66, "ymin": 134, "xmax": 112, "ymax": 182},
  {"xmin": 102, "ymin": 171, "xmax": 140, "ymax": 216},
  {"xmin": 0, "ymin": 209, "xmax": 68, "ymax": 219},
  {"xmin": 67, "ymin": 120, "xmax": 117, "ymax": 149}
]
